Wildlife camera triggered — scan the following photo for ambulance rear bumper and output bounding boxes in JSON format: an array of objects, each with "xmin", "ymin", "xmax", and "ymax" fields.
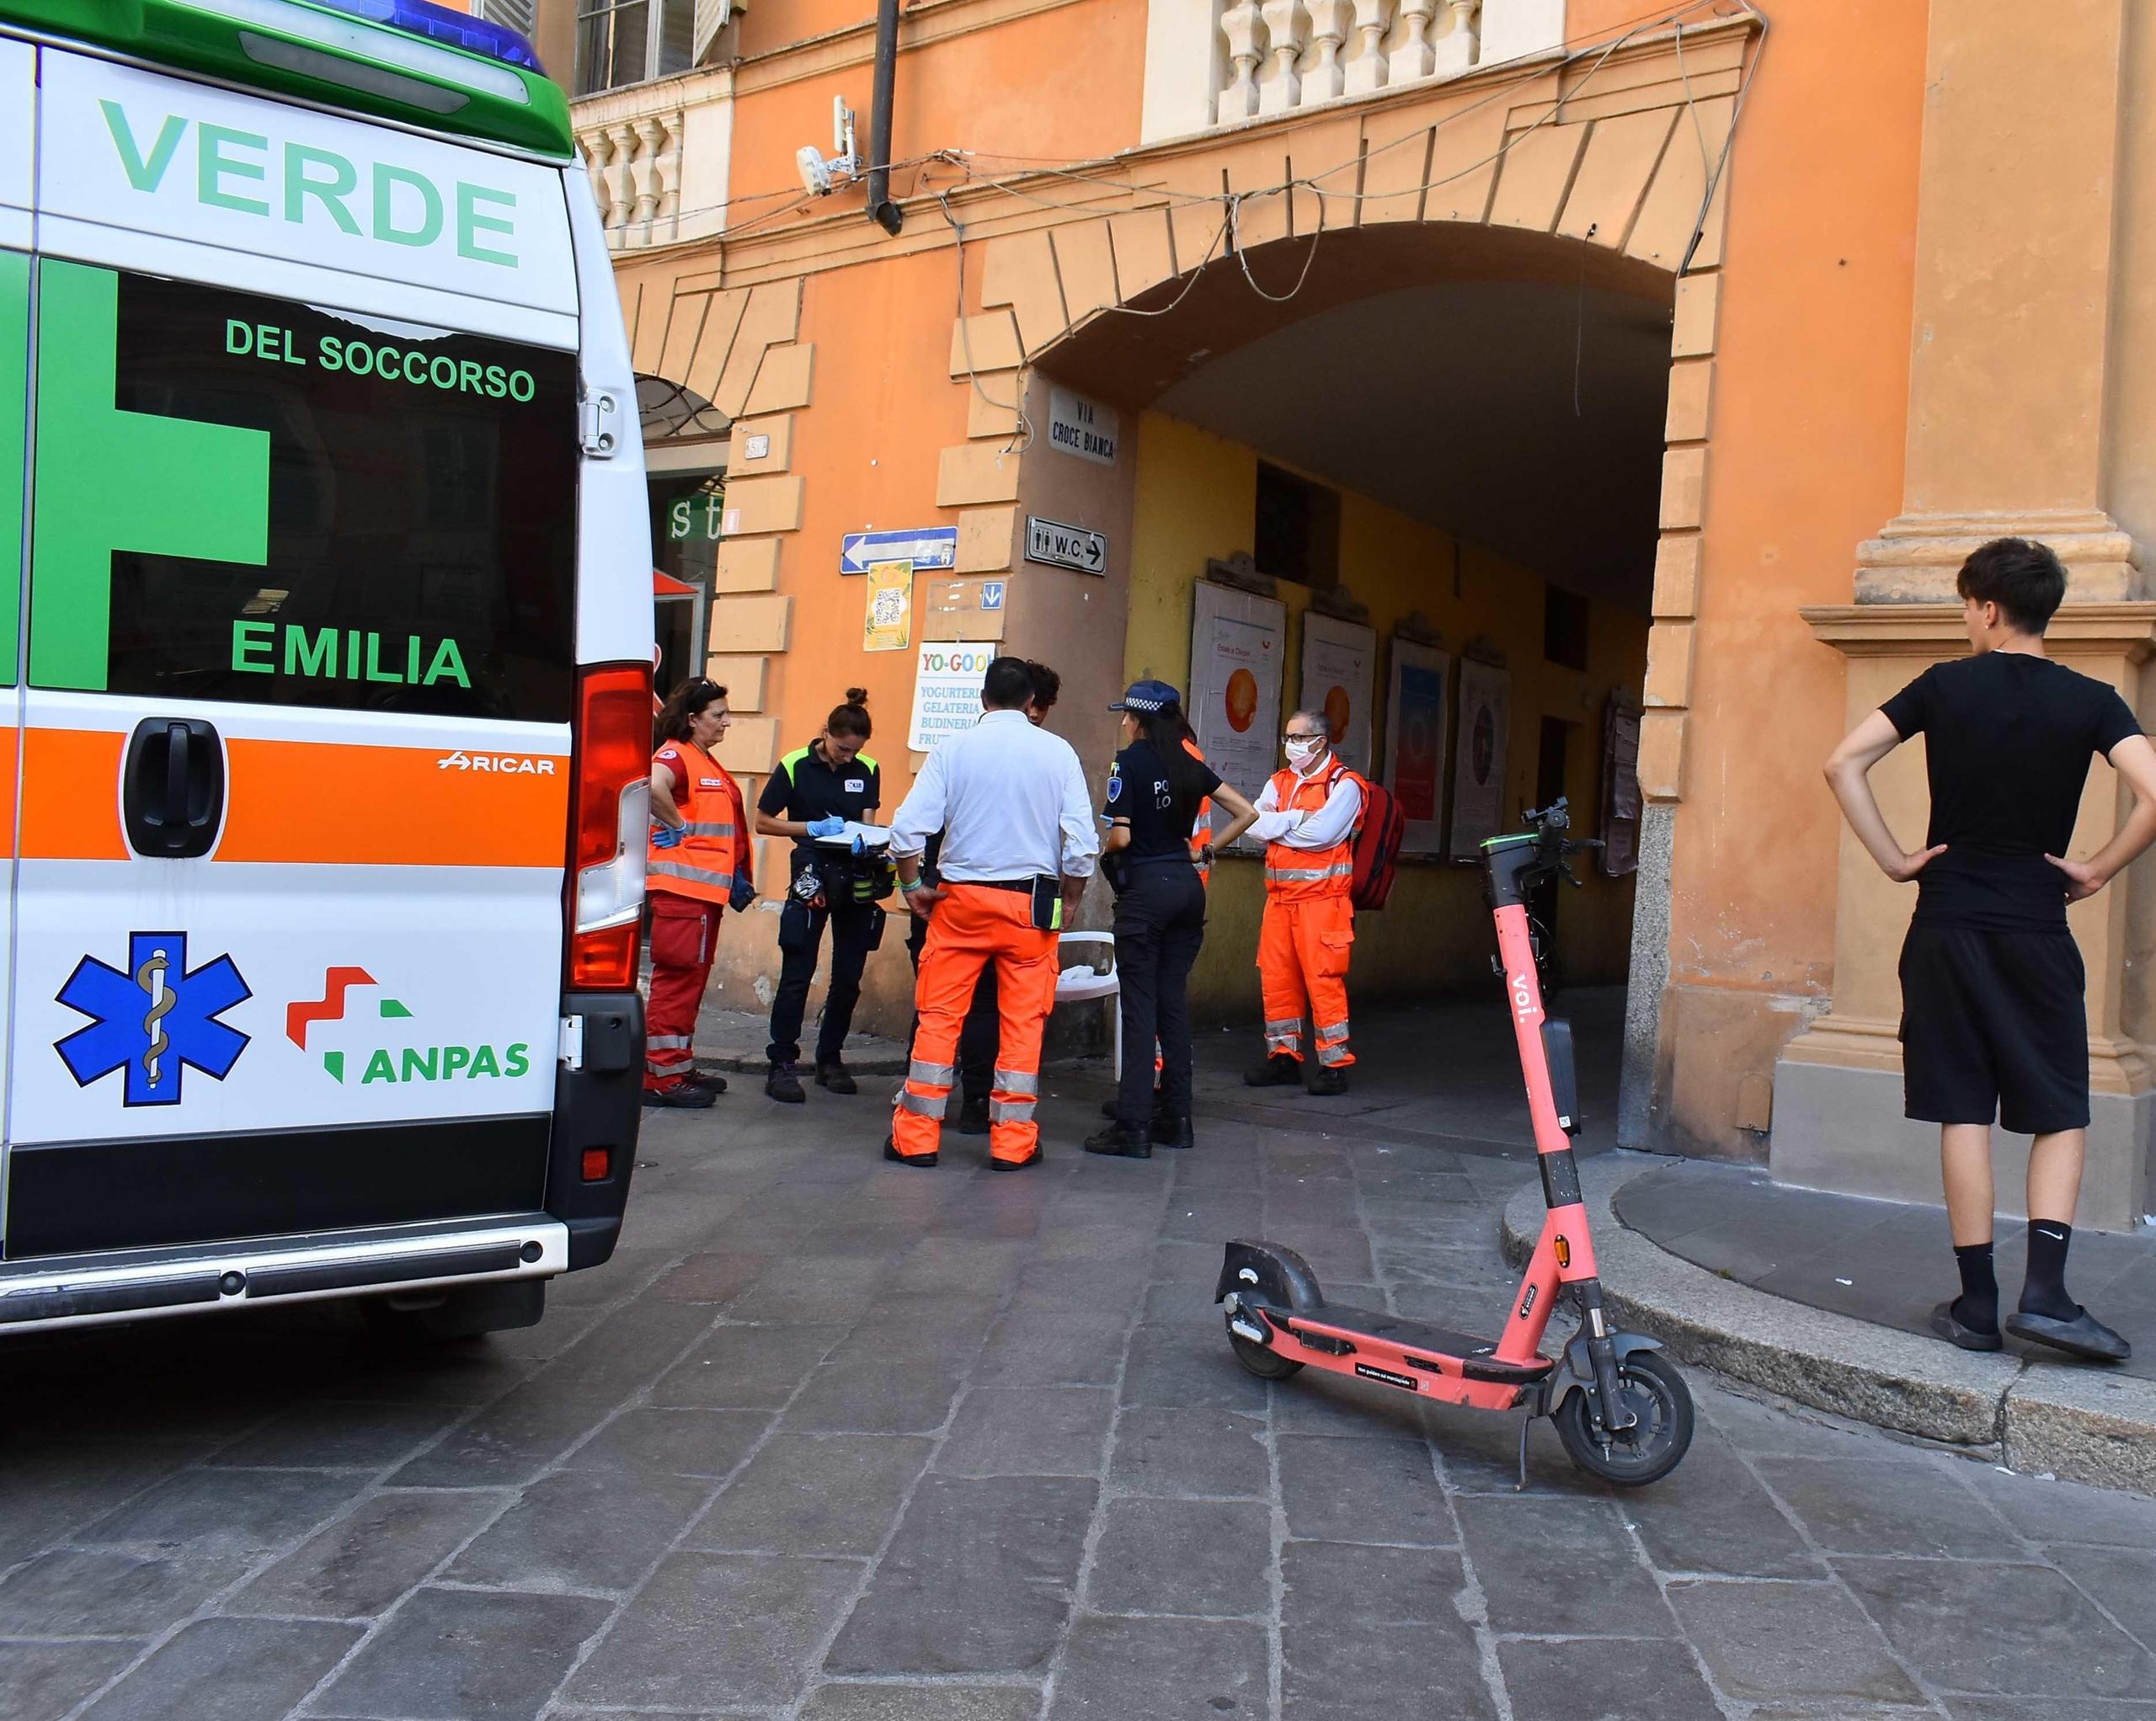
[{"xmin": 0, "ymin": 1215, "xmax": 568, "ymax": 1335}]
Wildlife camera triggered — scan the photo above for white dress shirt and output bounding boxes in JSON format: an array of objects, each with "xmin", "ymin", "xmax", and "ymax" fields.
[
  {"xmin": 889, "ymin": 709, "xmax": 1100, "ymax": 881},
  {"xmin": 1247, "ymin": 757, "xmax": 1364, "ymax": 849}
]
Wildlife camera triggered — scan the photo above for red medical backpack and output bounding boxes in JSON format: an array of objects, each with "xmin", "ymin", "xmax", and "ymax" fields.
[{"xmin": 1345, "ymin": 773, "xmax": 1406, "ymax": 910}]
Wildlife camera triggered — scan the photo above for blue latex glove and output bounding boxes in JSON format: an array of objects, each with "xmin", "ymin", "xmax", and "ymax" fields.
[
  {"xmin": 851, "ymin": 833, "xmax": 868, "ymax": 855},
  {"xmin": 651, "ymin": 822, "xmax": 686, "ymax": 850},
  {"xmin": 729, "ymin": 876, "xmax": 755, "ymax": 912},
  {"xmin": 807, "ymin": 815, "xmax": 847, "ymax": 839}
]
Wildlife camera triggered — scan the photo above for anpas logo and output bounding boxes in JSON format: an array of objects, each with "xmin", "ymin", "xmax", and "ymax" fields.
[
  {"xmin": 55, "ymin": 932, "xmax": 251, "ymax": 1106},
  {"xmin": 287, "ymin": 967, "xmax": 531, "ymax": 1086},
  {"xmin": 438, "ymin": 750, "xmax": 557, "ymax": 775}
]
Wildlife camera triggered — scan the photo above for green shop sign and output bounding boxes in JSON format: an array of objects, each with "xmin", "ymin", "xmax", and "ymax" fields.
[{"xmin": 667, "ymin": 492, "xmax": 726, "ymax": 543}]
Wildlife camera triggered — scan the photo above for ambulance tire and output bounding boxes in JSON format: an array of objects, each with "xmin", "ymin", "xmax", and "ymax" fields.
[{"xmin": 361, "ymin": 1279, "xmax": 547, "ymax": 1342}]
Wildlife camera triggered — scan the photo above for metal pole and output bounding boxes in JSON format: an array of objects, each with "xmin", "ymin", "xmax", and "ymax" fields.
[{"xmin": 866, "ymin": 0, "xmax": 903, "ymax": 235}]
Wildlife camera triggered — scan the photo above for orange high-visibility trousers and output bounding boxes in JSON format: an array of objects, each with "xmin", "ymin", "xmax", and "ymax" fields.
[
  {"xmin": 1257, "ymin": 893, "xmax": 1355, "ymax": 1067},
  {"xmin": 894, "ymin": 883, "xmax": 1060, "ymax": 1163}
]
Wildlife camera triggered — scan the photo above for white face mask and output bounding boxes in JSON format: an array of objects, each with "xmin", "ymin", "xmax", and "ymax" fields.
[{"xmin": 1284, "ymin": 736, "xmax": 1323, "ymax": 767}]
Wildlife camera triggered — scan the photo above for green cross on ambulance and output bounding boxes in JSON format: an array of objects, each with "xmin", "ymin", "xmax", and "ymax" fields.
[{"xmin": 0, "ymin": 0, "xmax": 658, "ymax": 1336}]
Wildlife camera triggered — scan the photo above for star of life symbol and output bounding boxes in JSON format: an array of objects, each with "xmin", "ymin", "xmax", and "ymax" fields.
[{"xmin": 55, "ymin": 931, "xmax": 251, "ymax": 1106}]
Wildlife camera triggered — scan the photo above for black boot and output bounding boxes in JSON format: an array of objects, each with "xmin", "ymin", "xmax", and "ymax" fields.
[
  {"xmin": 643, "ymin": 1082, "xmax": 718, "ymax": 1109},
  {"xmin": 815, "ymin": 1060, "xmax": 857, "ymax": 1095},
  {"xmin": 1150, "ymin": 1114, "xmax": 1193, "ymax": 1150},
  {"xmin": 883, "ymin": 1138, "xmax": 937, "ymax": 1169},
  {"xmin": 955, "ymin": 1095, "xmax": 991, "ymax": 1136},
  {"xmin": 1305, "ymin": 1065, "xmax": 1348, "ymax": 1096},
  {"xmin": 1084, "ymin": 1121, "xmax": 1153, "ymax": 1159},
  {"xmin": 1244, "ymin": 1054, "xmax": 1302, "ymax": 1087},
  {"xmin": 766, "ymin": 1062, "xmax": 805, "ymax": 1104}
]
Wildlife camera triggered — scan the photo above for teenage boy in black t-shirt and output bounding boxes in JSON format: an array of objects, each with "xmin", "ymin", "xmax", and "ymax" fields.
[{"xmin": 1825, "ymin": 537, "xmax": 2156, "ymax": 1362}]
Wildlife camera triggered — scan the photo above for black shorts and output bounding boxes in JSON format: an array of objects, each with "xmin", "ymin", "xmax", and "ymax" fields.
[{"xmin": 1898, "ymin": 923, "xmax": 2089, "ymax": 1135}]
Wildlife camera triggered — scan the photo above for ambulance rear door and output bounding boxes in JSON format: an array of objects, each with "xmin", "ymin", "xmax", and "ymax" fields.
[
  {"xmin": 4, "ymin": 49, "xmax": 582, "ymax": 1260},
  {"xmin": 0, "ymin": 35, "xmax": 33, "ymax": 1257}
]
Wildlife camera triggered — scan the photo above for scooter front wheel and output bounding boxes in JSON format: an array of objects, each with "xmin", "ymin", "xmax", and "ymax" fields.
[
  {"xmin": 1553, "ymin": 1351, "xmax": 1693, "ymax": 1485},
  {"xmin": 1225, "ymin": 1313, "xmax": 1304, "ymax": 1379}
]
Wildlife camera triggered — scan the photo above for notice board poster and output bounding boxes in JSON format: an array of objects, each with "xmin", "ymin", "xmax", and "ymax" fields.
[
  {"xmin": 1601, "ymin": 695, "xmax": 1642, "ymax": 877},
  {"xmin": 1449, "ymin": 658, "xmax": 1513, "ymax": 860},
  {"xmin": 1383, "ymin": 639, "xmax": 1450, "ymax": 855},
  {"xmin": 862, "ymin": 560, "xmax": 914, "ymax": 652},
  {"xmin": 1299, "ymin": 613, "xmax": 1376, "ymax": 775},
  {"xmin": 1189, "ymin": 581, "xmax": 1285, "ymax": 850},
  {"xmin": 907, "ymin": 642, "xmax": 995, "ymax": 752}
]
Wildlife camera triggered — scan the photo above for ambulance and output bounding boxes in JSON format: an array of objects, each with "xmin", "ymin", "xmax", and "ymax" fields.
[{"xmin": 0, "ymin": 0, "xmax": 654, "ymax": 1336}]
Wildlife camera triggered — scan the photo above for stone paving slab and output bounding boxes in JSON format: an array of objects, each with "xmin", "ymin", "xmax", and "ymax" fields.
[{"xmin": 4, "ymin": 1020, "xmax": 2156, "ymax": 1719}]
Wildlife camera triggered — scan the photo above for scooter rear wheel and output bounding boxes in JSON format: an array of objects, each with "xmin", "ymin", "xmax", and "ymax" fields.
[
  {"xmin": 1225, "ymin": 1315, "xmax": 1304, "ymax": 1379},
  {"xmin": 1553, "ymin": 1351, "xmax": 1693, "ymax": 1485}
]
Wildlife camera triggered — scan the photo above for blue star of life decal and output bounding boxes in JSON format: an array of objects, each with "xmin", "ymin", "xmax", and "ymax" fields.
[{"xmin": 55, "ymin": 931, "xmax": 251, "ymax": 1106}]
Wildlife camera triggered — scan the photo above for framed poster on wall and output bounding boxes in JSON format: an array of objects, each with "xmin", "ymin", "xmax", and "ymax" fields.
[
  {"xmin": 1382, "ymin": 639, "xmax": 1450, "ymax": 855},
  {"xmin": 1448, "ymin": 657, "xmax": 1512, "ymax": 860},
  {"xmin": 1299, "ymin": 612, "xmax": 1377, "ymax": 775},
  {"xmin": 1189, "ymin": 580, "xmax": 1286, "ymax": 850},
  {"xmin": 1600, "ymin": 694, "xmax": 1642, "ymax": 877}
]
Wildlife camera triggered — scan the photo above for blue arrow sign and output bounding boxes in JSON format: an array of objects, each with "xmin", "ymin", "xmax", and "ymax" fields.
[{"xmin": 841, "ymin": 527, "xmax": 959, "ymax": 575}]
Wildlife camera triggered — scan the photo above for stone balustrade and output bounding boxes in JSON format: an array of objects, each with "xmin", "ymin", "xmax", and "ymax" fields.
[
  {"xmin": 1142, "ymin": 0, "xmax": 1563, "ymax": 140},
  {"xmin": 571, "ymin": 65, "xmax": 735, "ymax": 251}
]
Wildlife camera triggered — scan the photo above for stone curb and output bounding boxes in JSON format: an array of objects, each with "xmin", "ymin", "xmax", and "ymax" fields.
[{"xmin": 1500, "ymin": 1154, "xmax": 2156, "ymax": 1495}]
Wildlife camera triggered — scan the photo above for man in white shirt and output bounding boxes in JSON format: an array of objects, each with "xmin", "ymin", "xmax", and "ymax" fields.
[
  {"xmin": 886, "ymin": 657, "xmax": 1099, "ymax": 1168},
  {"xmin": 1243, "ymin": 709, "xmax": 1364, "ymax": 1095}
]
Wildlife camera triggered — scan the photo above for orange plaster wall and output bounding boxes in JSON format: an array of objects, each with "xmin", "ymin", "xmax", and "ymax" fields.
[
  {"xmin": 725, "ymin": 0, "xmax": 1149, "ymax": 219},
  {"xmin": 768, "ymin": 244, "xmax": 974, "ymax": 772},
  {"xmin": 1657, "ymin": 0, "xmax": 1926, "ymax": 1142}
]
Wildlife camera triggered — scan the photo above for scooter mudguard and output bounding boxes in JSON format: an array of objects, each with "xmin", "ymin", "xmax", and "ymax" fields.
[
  {"xmin": 1544, "ymin": 1330, "xmax": 1664, "ymax": 1416},
  {"xmin": 1215, "ymin": 1239, "xmax": 1326, "ymax": 1314}
]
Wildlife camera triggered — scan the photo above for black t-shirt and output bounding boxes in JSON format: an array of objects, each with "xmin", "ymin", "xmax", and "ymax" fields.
[
  {"xmin": 757, "ymin": 741, "xmax": 881, "ymax": 870},
  {"xmin": 1881, "ymin": 653, "xmax": 2141, "ymax": 931},
  {"xmin": 1103, "ymin": 739, "xmax": 1221, "ymax": 862}
]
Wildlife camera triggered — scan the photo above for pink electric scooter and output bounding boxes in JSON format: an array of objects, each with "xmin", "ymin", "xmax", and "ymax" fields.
[{"xmin": 1216, "ymin": 799, "xmax": 1694, "ymax": 1486}]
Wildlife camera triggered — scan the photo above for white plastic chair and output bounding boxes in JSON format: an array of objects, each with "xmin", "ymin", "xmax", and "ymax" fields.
[{"xmin": 1054, "ymin": 931, "xmax": 1121, "ymax": 1080}]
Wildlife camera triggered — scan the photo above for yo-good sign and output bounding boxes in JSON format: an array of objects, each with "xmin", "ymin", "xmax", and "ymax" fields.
[{"xmin": 909, "ymin": 642, "xmax": 995, "ymax": 752}]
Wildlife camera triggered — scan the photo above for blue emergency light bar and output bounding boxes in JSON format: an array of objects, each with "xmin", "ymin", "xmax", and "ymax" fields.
[{"xmin": 312, "ymin": 0, "xmax": 542, "ymax": 72}]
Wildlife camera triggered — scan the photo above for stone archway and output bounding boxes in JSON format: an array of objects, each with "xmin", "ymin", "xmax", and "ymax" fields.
[{"xmin": 927, "ymin": 14, "xmax": 1756, "ymax": 1138}]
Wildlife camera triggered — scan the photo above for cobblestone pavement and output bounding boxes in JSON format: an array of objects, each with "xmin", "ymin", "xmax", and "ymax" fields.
[{"xmin": 4, "ymin": 1047, "xmax": 2156, "ymax": 1720}]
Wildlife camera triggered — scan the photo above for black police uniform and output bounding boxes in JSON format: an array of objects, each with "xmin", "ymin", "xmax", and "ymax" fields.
[
  {"xmin": 760, "ymin": 741, "xmax": 883, "ymax": 1069},
  {"xmin": 1104, "ymin": 739, "xmax": 1219, "ymax": 1127}
]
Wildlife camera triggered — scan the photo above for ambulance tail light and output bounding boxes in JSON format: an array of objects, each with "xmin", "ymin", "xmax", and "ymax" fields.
[{"xmin": 569, "ymin": 662, "xmax": 652, "ymax": 991}]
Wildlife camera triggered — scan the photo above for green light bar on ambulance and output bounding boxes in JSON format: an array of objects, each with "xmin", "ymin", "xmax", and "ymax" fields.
[{"xmin": 0, "ymin": 0, "xmax": 574, "ymax": 157}]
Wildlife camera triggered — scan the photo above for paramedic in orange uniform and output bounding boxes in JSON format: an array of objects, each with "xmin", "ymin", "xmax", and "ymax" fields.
[
  {"xmin": 644, "ymin": 678, "xmax": 753, "ymax": 1106},
  {"xmin": 886, "ymin": 657, "xmax": 1099, "ymax": 1169},
  {"xmin": 1245, "ymin": 708, "xmax": 1363, "ymax": 1095}
]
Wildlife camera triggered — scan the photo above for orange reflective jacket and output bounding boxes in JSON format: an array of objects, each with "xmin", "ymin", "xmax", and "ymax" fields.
[
  {"xmin": 649, "ymin": 740, "xmax": 747, "ymax": 905},
  {"xmin": 1263, "ymin": 762, "xmax": 1355, "ymax": 900}
]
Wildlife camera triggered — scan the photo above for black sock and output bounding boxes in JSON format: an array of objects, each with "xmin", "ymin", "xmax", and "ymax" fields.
[
  {"xmin": 2021, "ymin": 1221, "xmax": 2079, "ymax": 1321},
  {"xmin": 1951, "ymin": 1242, "xmax": 1999, "ymax": 1335}
]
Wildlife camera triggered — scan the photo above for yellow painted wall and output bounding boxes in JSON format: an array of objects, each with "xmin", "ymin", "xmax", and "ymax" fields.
[{"xmin": 1124, "ymin": 411, "xmax": 1648, "ymax": 1024}]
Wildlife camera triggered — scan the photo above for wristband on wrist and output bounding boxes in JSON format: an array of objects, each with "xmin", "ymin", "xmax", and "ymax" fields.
[{"xmin": 899, "ymin": 876, "xmax": 924, "ymax": 894}]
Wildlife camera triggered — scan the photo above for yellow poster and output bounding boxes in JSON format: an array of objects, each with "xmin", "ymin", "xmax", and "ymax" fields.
[{"xmin": 863, "ymin": 560, "xmax": 914, "ymax": 652}]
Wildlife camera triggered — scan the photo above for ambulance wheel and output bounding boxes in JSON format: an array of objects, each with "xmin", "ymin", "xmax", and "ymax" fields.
[
  {"xmin": 1226, "ymin": 1315, "xmax": 1303, "ymax": 1380},
  {"xmin": 1553, "ymin": 1351, "xmax": 1693, "ymax": 1486}
]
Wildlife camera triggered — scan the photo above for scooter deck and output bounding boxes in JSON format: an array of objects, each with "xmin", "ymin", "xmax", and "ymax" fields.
[{"xmin": 1279, "ymin": 1302, "xmax": 1554, "ymax": 1386}]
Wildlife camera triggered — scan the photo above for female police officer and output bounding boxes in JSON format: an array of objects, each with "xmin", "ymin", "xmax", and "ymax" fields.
[
  {"xmin": 755, "ymin": 690, "xmax": 884, "ymax": 1102},
  {"xmin": 1083, "ymin": 680, "xmax": 1259, "ymax": 1158}
]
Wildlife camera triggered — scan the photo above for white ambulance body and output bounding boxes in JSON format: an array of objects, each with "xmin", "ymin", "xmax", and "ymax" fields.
[{"xmin": 0, "ymin": 0, "xmax": 654, "ymax": 1336}]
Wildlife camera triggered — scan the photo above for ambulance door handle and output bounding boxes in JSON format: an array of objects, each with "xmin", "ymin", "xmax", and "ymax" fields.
[{"xmin": 123, "ymin": 717, "xmax": 225, "ymax": 860}]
